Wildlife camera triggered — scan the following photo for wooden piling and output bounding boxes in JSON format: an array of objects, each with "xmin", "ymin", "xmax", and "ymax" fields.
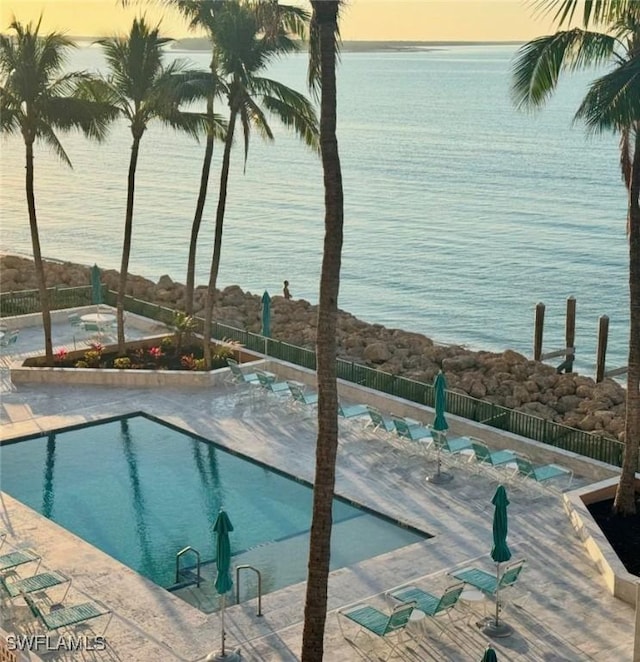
[
  {"xmin": 533, "ymin": 302, "xmax": 545, "ymax": 361},
  {"xmin": 596, "ymin": 315, "xmax": 610, "ymax": 383},
  {"xmin": 565, "ymin": 296, "xmax": 576, "ymax": 372}
]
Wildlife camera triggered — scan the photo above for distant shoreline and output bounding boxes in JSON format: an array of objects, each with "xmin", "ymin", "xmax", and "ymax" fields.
[{"xmin": 70, "ymin": 37, "xmax": 524, "ymax": 53}]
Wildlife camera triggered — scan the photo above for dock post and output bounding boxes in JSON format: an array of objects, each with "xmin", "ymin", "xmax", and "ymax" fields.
[
  {"xmin": 534, "ymin": 302, "xmax": 545, "ymax": 361},
  {"xmin": 564, "ymin": 296, "xmax": 576, "ymax": 372},
  {"xmin": 596, "ymin": 315, "xmax": 610, "ymax": 383}
]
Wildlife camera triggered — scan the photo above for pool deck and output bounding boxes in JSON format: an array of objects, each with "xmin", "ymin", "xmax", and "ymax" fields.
[{"xmin": 0, "ymin": 317, "xmax": 637, "ymax": 661}]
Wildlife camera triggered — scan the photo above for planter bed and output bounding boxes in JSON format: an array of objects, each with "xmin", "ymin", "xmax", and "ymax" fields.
[
  {"xmin": 12, "ymin": 336, "xmax": 265, "ymax": 388},
  {"xmin": 564, "ymin": 477, "xmax": 640, "ymax": 606}
]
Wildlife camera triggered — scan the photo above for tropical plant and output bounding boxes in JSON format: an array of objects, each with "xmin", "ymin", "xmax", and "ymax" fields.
[
  {"xmin": 0, "ymin": 18, "xmax": 114, "ymax": 365},
  {"xmin": 512, "ymin": 0, "xmax": 639, "ymax": 515},
  {"xmin": 172, "ymin": 310, "xmax": 197, "ymax": 351},
  {"xmin": 161, "ymin": 0, "xmax": 309, "ymax": 318},
  {"xmin": 198, "ymin": 0, "xmax": 319, "ymax": 368},
  {"xmin": 89, "ymin": 18, "xmax": 218, "ymax": 354},
  {"xmin": 153, "ymin": 0, "xmax": 228, "ymax": 318},
  {"xmin": 300, "ymin": 2, "xmax": 343, "ymax": 660}
]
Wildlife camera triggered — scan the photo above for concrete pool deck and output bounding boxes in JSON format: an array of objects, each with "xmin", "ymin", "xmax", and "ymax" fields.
[{"xmin": 0, "ymin": 318, "xmax": 637, "ymax": 661}]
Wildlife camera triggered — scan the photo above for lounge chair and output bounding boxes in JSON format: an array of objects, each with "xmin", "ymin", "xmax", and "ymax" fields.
[
  {"xmin": 0, "ymin": 330, "xmax": 19, "ymax": 348},
  {"xmin": 387, "ymin": 582, "xmax": 465, "ymax": 639},
  {"xmin": 287, "ymin": 382, "xmax": 318, "ymax": 406},
  {"xmin": 337, "ymin": 601, "xmax": 417, "ymax": 660},
  {"xmin": 0, "ymin": 549, "xmax": 41, "ymax": 574},
  {"xmin": 509, "ymin": 455, "xmax": 573, "ymax": 489},
  {"xmin": 391, "ymin": 416, "xmax": 433, "ymax": 452},
  {"xmin": 450, "ymin": 559, "xmax": 526, "ymax": 599},
  {"xmin": 2, "ymin": 571, "xmax": 71, "ymax": 603},
  {"xmin": 226, "ymin": 358, "xmax": 261, "ymax": 385},
  {"xmin": 24, "ymin": 595, "xmax": 113, "ymax": 635},
  {"xmin": 68, "ymin": 313, "xmax": 82, "ymax": 328},
  {"xmin": 256, "ymin": 370, "xmax": 291, "ymax": 397},
  {"xmin": 366, "ymin": 406, "xmax": 396, "ymax": 433},
  {"xmin": 338, "ymin": 402, "xmax": 369, "ymax": 419},
  {"xmin": 469, "ymin": 440, "xmax": 517, "ymax": 472},
  {"xmin": 433, "ymin": 434, "xmax": 474, "ymax": 461}
]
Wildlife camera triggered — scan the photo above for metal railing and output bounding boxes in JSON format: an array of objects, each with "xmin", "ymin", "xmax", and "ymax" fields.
[
  {"xmin": 0, "ymin": 285, "xmax": 97, "ymax": 316},
  {"xmin": 235, "ymin": 565, "xmax": 262, "ymax": 616}
]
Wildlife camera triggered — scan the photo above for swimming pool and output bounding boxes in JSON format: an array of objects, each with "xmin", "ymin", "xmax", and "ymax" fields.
[{"xmin": 0, "ymin": 414, "xmax": 430, "ymax": 605}]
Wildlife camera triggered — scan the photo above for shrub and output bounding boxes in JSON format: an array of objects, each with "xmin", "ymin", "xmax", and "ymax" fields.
[
  {"xmin": 114, "ymin": 357, "xmax": 132, "ymax": 369},
  {"xmin": 74, "ymin": 360, "xmax": 89, "ymax": 368},
  {"xmin": 180, "ymin": 354, "xmax": 205, "ymax": 371},
  {"xmin": 83, "ymin": 350, "xmax": 102, "ymax": 368}
]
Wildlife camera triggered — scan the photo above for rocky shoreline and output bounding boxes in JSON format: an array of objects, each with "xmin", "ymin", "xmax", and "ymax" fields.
[{"xmin": 0, "ymin": 254, "xmax": 626, "ymax": 441}]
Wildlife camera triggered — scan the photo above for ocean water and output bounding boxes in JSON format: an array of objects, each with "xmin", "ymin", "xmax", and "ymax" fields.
[{"xmin": 0, "ymin": 44, "xmax": 629, "ymax": 377}]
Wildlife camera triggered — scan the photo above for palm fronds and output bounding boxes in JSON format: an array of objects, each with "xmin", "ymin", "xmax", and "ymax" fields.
[{"xmin": 511, "ymin": 28, "xmax": 617, "ymax": 109}]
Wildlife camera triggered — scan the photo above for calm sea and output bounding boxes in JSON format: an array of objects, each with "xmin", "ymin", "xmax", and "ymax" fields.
[{"xmin": 0, "ymin": 44, "xmax": 629, "ymax": 377}]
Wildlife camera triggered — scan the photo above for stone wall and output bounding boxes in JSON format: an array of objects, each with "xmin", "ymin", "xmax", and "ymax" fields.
[{"xmin": 0, "ymin": 254, "xmax": 626, "ymax": 440}]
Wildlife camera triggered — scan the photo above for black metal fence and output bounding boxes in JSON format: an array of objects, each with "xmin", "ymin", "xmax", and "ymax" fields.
[
  {"xmin": 2, "ymin": 287, "xmax": 629, "ymax": 469},
  {"xmin": 0, "ymin": 286, "xmax": 96, "ymax": 316}
]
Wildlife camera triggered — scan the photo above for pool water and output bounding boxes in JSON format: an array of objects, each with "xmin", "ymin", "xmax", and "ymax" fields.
[{"xmin": 0, "ymin": 414, "xmax": 430, "ymax": 601}]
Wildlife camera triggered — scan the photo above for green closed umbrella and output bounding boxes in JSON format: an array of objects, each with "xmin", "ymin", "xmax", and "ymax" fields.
[
  {"xmin": 261, "ymin": 291, "xmax": 271, "ymax": 338},
  {"xmin": 481, "ymin": 646, "xmax": 498, "ymax": 662},
  {"xmin": 206, "ymin": 510, "xmax": 240, "ymax": 662},
  {"xmin": 90, "ymin": 264, "xmax": 103, "ymax": 304},
  {"xmin": 484, "ymin": 485, "xmax": 513, "ymax": 637},
  {"xmin": 427, "ymin": 370, "xmax": 453, "ymax": 483}
]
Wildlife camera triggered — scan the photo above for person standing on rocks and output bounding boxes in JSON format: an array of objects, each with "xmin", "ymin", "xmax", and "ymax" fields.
[{"xmin": 283, "ymin": 280, "xmax": 291, "ymax": 300}]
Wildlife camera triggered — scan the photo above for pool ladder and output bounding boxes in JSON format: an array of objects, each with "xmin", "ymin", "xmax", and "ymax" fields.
[
  {"xmin": 175, "ymin": 546, "xmax": 201, "ymax": 588},
  {"xmin": 235, "ymin": 565, "xmax": 262, "ymax": 616}
]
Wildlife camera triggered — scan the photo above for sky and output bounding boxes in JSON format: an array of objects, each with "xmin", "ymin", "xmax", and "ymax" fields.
[{"xmin": 2, "ymin": 1, "xmax": 561, "ymax": 42}]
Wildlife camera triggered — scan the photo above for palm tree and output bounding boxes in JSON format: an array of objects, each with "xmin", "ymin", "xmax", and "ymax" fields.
[
  {"xmin": 157, "ymin": 0, "xmax": 227, "ymax": 317},
  {"xmin": 512, "ymin": 0, "xmax": 640, "ymax": 515},
  {"xmin": 93, "ymin": 18, "xmax": 215, "ymax": 353},
  {"xmin": 0, "ymin": 18, "xmax": 114, "ymax": 366},
  {"xmin": 300, "ymin": 3, "xmax": 343, "ymax": 659},
  {"xmin": 199, "ymin": 0, "xmax": 318, "ymax": 368},
  {"xmin": 162, "ymin": 0, "xmax": 309, "ymax": 317}
]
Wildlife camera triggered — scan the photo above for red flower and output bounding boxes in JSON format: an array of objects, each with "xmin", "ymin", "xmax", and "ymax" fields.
[{"xmin": 148, "ymin": 346, "xmax": 163, "ymax": 359}]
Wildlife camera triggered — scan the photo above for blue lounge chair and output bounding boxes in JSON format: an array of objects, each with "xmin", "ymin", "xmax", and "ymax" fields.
[
  {"xmin": 338, "ymin": 601, "xmax": 417, "ymax": 660},
  {"xmin": 0, "ymin": 549, "xmax": 41, "ymax": 574},
  {"xmin": 366, "ymin": 406, "xmax": 395, "ymax": 433},
  {"xmin": 68, "ymin": 313, "xmax": 82, "ymax": 328},
  {"xmin": 24, "ymin": 595, "xmax": 113, "ymax": 635},
  {"xmin": 391, "ymin": 416, "xmax": 433, "ymax": 452},
  {"xmin": 287, "ymin": 382, "xmax": 318, "ymax": 406},
  {"xmin": 226, "ymin": 358, "xmax": 261, "ymax": 385},
  {"xmin": 387, "ymin": 582, "xmax": 465, "ymax": 639},
  {"xmin": 338, "ymin": 402, "xmax": 369, "ymax": 419},
  {"xmin": 434, "ymin": 434, "xmax": 474, "ymax": 458},
  {"xmin": 451, "ymin": 559, "xmax": 526, "ymax": 599},
  {"xmin": 469, "ymin": 440, "xmax": 517, "ymax": 472},
  {"xmin": 256, "ymin": 370, "xmax": 291, "ymax": 397},
  {"xmin": 0, "ymin": 330, "xmax": 19, "ymax": 349},
  {"xmin": 2, "ymin": 571, "xmax": 71, "ymax": 602},
  {"xmin": 511, "ymin": 455, "xmax": 573, "ymax": 489}
]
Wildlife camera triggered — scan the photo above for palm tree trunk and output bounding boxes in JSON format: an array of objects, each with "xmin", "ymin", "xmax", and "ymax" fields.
[
  {"xmin": 202, "ymin": 108, "xmax": 237, "ymax": 368},
  {"xmin": 117, "ymin": 135, "xmax": 142, "ymax": 354},
  {"xmin": 614, "ymin": 128, "xmax": 640, "ymax": 516},
  {"xmin": 25, "ymin": 139, "xmax": 54, "ymax": 365},
  {"xmin": 185, "ymin": 94, "xmax": 216, "ymax": 317},
  {"xmin": 301, "ymin": 3, "xmax": 343, "ymax": 660}
]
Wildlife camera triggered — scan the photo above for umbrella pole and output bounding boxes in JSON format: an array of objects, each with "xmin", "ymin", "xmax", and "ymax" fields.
[
  {"xmin": 482, "ymin": 561, "xmax": 513, "ymax": 638},
  {"xmin": 221, "ymin": 594, "xmax": 226, "ymax": 656},
  {"xmin": 494, "ymin": 563, "xmax": 500, "ymax": 627},
  {"xmin": 426, "ymin": 432, "xmax": 453, "ymax": 484}
]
